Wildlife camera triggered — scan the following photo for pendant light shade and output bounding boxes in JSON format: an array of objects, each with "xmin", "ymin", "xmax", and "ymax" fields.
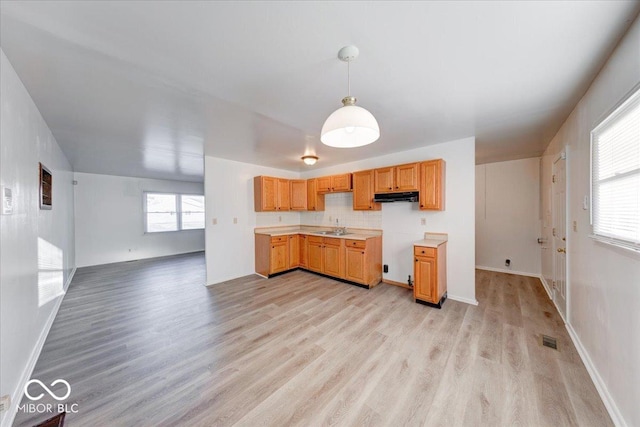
[
  {"xmin": 321, "ymin": 98, "xmax": 380, "ymax": 148},
  {"xmin": 321, "ymin": 46, "xmax": 379, "ymax": 148}
]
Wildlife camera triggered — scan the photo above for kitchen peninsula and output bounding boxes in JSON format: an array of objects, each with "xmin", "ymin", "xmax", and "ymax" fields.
[{"xmin": 255, "ymin": 226, "xmax": 382, "ymax": 288}]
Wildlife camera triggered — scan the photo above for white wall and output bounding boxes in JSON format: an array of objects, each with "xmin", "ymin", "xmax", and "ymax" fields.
[
  {"xmin": 204, "ymin": 157, "xmax": 300, "ymax": 285},
  {"xmin": 476, "ymin": 158, "xmax": 541, "ymax": 276},
  {"xmin": 300, "ymin": 192, "xmax": 382, "ymax": 229},
  {"xmin": 540, "ymin": 16, "xmax": 640, "ymax": 427},
  {"xmin": 74, "ymin": 172, "xmax": 205, "ymax": 267},
  {"xmin": 0, "ymin": 50, "xmax": 76, "ymax": 427}
]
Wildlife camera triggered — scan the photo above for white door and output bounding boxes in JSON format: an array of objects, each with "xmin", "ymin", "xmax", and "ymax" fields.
[{"xmin": 552, "ymin": 153, "xmax": 567, "ymax": 321}]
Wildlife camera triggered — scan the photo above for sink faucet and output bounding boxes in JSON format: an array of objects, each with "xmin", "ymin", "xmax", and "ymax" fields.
[{"xmin": 334, "ymin": 218, "xmax": 346, "ymax": 235}]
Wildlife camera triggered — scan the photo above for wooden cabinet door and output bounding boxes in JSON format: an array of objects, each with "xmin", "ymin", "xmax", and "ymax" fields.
[
  {"xmin": 270, "ymin": 241, "xmax": 289, "ymax": 274},
  {"xmin": 306, "ymin": 179, "xmax": 325, "ymax": 211},
  {"xmin": 323, "ymin": 238, "xmax": 344, "ymax": 278},
  {"xmin": 288, "ymin": 235, "xmax": 299, "ymax": 268},
  {"xmin": 345, "ymin": 247, "xmax": 366, "ymax": 284},
  {"xmin": 395, "ymin": 163, "xmax": 419, "ymax": 191},
  {"xmin": 331, "ymin": 174, "xmax": 352, "ymax": 192},
  {"xmin": 277, "ymin": 179, "xmax": 290, "ymax": 210},
  {"xmin": 317, "ymin": 176, "xmax": 332, "ymax": 193},
  {"xmin": 414, "ymin": 256, "xmax": 436, "ymax": 302},
  {"xmin": 352, "ymin": 170, "xmax": 380, "ymax": 211},
  {"xmin": 374, "ymin": 167, "xmax": 394, "ymax": 193},
  {"xmin": 308, "ymin": 240, "xmax": 324, "ymax": 273},
  {"xmin": 290, "ymin": 180, "xmax": 307, "ymax": 210},
  {"xmin": 254, "ymin": 176, "xmax": 277, "ymax": 211},
  {"xmin": 420, "ymin": 160, "xmax": 445, "ymax": 210},
  {"xmin": 299, "ymin": 235, "xmax": 308, "ymax": 268}
]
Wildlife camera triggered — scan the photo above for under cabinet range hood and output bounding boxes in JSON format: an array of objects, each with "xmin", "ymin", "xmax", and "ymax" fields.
[{"xmin": 373, "ymin": 191, "xmax": 419, "ymax": 203}]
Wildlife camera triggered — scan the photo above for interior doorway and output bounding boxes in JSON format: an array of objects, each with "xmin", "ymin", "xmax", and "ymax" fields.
[{"xmin": 552, "ymin": 152, "xmax": 568, "ymax": 321}]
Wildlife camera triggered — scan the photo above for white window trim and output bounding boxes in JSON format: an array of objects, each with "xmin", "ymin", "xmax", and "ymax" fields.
[
  {"xmin": 589, "ymin": 83, "xmax": 640, "ymax": 253},
  {"xmin": 143, "ymin": 191, "xmax": 205, "ymax": 233}
]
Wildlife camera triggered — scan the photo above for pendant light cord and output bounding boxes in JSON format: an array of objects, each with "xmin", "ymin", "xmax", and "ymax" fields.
[{"xmin": 347, "ymin": 60, "xmax": 351, "ymax": 97}]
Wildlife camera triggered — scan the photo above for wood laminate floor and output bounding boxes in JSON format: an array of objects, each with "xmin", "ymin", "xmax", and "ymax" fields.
[{"xmin": 14, "ymin": 252, "xmax": 611, "ymax": 426}]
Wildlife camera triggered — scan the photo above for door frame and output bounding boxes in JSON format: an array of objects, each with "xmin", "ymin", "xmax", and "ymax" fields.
[{"xmin": 551, "ymin": 150, "xmax": 569, "ymax": 322}]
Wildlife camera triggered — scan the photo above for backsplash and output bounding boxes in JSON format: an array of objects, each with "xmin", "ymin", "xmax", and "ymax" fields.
[
  {"xmin": 255, "ymin": 211, "xmax": 300, "ymax": 227},
  {"xmin": 300, "ymin": 193, "xmax": 382, "ymax": 229}
]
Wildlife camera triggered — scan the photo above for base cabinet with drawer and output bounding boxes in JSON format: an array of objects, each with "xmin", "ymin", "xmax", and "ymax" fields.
[
  {"xmin": 345, "ymin": 237, "xmax": 383, "ymax": 287},
  {"xmin": 255, "ymin": 232, "xmax": 382, "ymax": 288},
  {"xmin": 413, "ymin": 243, "xmax": 447, "ymax": 308}
]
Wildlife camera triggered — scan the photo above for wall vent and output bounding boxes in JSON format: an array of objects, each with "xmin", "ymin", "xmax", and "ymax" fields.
[
  {"xmin": 542, "ymin": 335, "xmax": 558, "ymax": 350},
  {"xmin": 0, "ymin": 394, "xmax": 10, "ymax": 413}
]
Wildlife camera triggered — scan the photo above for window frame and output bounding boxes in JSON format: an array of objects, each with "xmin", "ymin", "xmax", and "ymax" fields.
[
  {"xmin": 143, "ymin": 191, "xmax": 205, "ymax": 234},
  {"xmin": 589, "ymin": 83, "xmax": 640, "ymax": 253}
]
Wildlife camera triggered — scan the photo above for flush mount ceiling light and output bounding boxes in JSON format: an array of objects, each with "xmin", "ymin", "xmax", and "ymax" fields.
[
  {"xmin": 321, "ymin": 45, "xmax": 380, "ymax": 148},
  {"xmin": 301, "ymin": 155, "xmax": 319, "ymax": 165}
]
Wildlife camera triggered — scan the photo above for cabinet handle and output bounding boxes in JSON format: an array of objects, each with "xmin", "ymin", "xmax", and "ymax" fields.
[
  {"xmin": 273, "ymin": 246, "xmax": 275, "ymax": 248},
  {"xmin": 415, "ymin": 258, "xmax": 418, "ymax": 262},
  {"xmin": 388, "ymin": 187, "xmax": 392, "ymax": 190},
  {"xmin": 421, "ymin": 250, "xmax": 425, "ymax": 254},
  {"xmin": 362, "ymin": 252, "xmax": 365, "ymax": 254},
  {"xmin": 396, "ymin": 186, "xmax": 399, "ymax": 189},
  {"xmin": 369, "ymin": 206, "xmax": 372, "ymax": 209},
  {"xmin": 420, "ymin": 204, "xmax": 424, "ymax": 208}
]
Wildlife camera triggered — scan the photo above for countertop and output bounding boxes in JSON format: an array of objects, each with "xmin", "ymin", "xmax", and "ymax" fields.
[
  {"xmin": 414, "ymin": 232, "xmax": 448, "ymax": 248},
  {"xmin": 255, "ymin": 225, "xmax": 382, "ymax": 241}
]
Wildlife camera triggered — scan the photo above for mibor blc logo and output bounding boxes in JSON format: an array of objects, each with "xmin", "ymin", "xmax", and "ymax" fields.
[
  {"xmin": 18, "ymin": 379, "xmax": 79, "ymax": 414},
  {"xmin": 24, "ymin": 379, "xmax": 71, "ymax": 401}
]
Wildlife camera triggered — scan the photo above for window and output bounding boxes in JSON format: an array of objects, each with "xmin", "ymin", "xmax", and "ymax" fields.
[
  {"xmin": 144, "ymin": 192, "xmax": 205, "ymax": 233},
  {"xmin": 591, "ymin": 86, "xmax": 640, "ymax": 250}
]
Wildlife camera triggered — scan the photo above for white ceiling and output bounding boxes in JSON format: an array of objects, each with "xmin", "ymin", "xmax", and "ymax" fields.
[{"xmin": 1, "ymin": 1, "xmax": 639, "ymax": 182}]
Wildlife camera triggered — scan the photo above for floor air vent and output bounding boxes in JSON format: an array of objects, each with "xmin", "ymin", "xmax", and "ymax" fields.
[{"xmin": 542, "ymin": 335, "xmax": 558, "ymax": 350}]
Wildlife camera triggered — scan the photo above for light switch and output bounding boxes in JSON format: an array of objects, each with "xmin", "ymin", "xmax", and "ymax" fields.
[
  {"xmin": 573, "ymin": 221, "xmax": 577, "ymax": 232},
  {"xmin": 420, "ymin": 218, "xmax": 426, "ymax": 226},
  {"xmin": 212, "ymin": 218, "xmax": 217, "ymax": 225},
  {"xmin": 233, "ymin": 217, "xmax": 238, "ymax": 224},
  {"xmin": 2, "ymin": 186, "xmax": 12, "ymax": 215}
]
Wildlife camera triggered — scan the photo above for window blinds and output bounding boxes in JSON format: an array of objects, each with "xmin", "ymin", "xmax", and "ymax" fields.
[{"xmin": 591, "ymin": 88, "xmax": 640, "ymax": 249}]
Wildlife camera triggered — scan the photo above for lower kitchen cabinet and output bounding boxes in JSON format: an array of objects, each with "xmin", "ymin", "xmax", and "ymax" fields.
[
  {"xmin": 345, "ymin": 237, "xmax": 382, "ymax": 287},
  {"xmin": 322, "ymin": 237, "xmax": 344, "ymax": 278},
  {"xmin": 299, "ymin": 234, "xmax": 308, "ymax": 268},
  {"xmin": 413, "ymin": 243, "xmax": 447, "ymax": 308},
  {"xmin": 255, "ymin": 233, "xmax": 382, "ymax": 288}
]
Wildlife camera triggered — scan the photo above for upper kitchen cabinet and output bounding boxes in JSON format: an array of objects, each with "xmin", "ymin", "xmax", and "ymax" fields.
[
  {"xmin": 254, "ymin": 176, "xmax": 290, "ymax": 212},
  {"xmin": 317, "ymin": 173, "xmax": 352, "ymax": 193},
  {"xmin": 419, "ymin": 159, "xmax": 445, "ymax": 210},
  {"xmin": 306, "ymin": 179, "xmax": 325, "ymax": 211},
  {"xmin": 374, "ymin": 162, "xmax": 419, "ymax": 193},
  {"xmin": 290, "ymin": 180, "xmax": 307, "ymax": 211},
  {"xmin": 352, "ymin": 170, "xmax": 381, "ymax": 211}
]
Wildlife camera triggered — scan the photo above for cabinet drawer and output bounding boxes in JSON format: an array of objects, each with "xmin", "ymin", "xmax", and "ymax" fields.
[
  {"xmin": 308, "ymin": 236, "xmax": 324, "ymax": 245},
  {"xmin": 324, "ymin": 237, "xmax": 342, "ymax": 247},
  {"xmin": 271, "ymin": 236, "xmax": 287, "ymax": 243},
  {"xmin": 345, "ymin": 239, "xmax": 366, "ymax": 249},
  {"xmin": 414, "ymin": 246, "xmax": 436, "ymax": 257}
]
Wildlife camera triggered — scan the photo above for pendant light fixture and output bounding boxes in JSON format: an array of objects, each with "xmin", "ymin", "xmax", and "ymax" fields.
[{"xmin": 321, "ymin": 45, "xmax": 379, "ymax": 148}]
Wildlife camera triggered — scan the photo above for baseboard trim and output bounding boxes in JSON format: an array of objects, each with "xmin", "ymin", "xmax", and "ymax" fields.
[
  {"xmin": 382, "ymin": 279, "xmax": 412, "ymax": 290},
  {"xmin": 3, "ymin": 267, "xmax": 76, "ymax": 427},
  {"xmin": 565, "ymin": 323, "xmax": 627, "ymax": 427},
  {"xmin": 475, "ymin": 265, "xmax": 540, "ymax": 278},
  {"xmin": 447, "ymin": 294, "xmax": 478, "ymax": 306},
  {"xmin": 537, "ymin": 275, "xmax": 553, "ymax": 300}
]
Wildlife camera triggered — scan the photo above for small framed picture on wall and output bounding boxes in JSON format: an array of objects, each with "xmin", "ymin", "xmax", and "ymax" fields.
[{"xmin": 39, "ymin": 162, "xmax": 52, "ymax": 210}]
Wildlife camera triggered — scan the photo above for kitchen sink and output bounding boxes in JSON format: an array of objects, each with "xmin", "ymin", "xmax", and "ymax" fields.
[{"xmin": 317, "ymin": 231, "xmax": 352, "ymax": 236}]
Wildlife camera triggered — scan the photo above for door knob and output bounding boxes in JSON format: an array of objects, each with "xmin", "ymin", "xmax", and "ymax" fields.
[{"xmin": 557, "ymin": 248, "xmax": 566, "ymax": 253}]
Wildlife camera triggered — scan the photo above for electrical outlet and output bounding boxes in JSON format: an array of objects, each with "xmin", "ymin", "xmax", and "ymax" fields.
[
  {"xmin": 420, "ymin": 218, "xmax": 426, "ymax": 226},
  {"xmin": 573, "ymin": 220, "xmax": 577, "ymax": 232},
  {"xmin": 278, "ymin": 216, "xmax": 282, "ymax": 222},
  {"xmin": 233, "ymin": 217, "xmax": 238, "ymax": 224},
  {"xmin": 212, "ymin": 218, "xmax": 217, "ymax": 225},
  {"xmin": 329, "ymin": 216, "xmax": 332, "ymax": 222}
]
